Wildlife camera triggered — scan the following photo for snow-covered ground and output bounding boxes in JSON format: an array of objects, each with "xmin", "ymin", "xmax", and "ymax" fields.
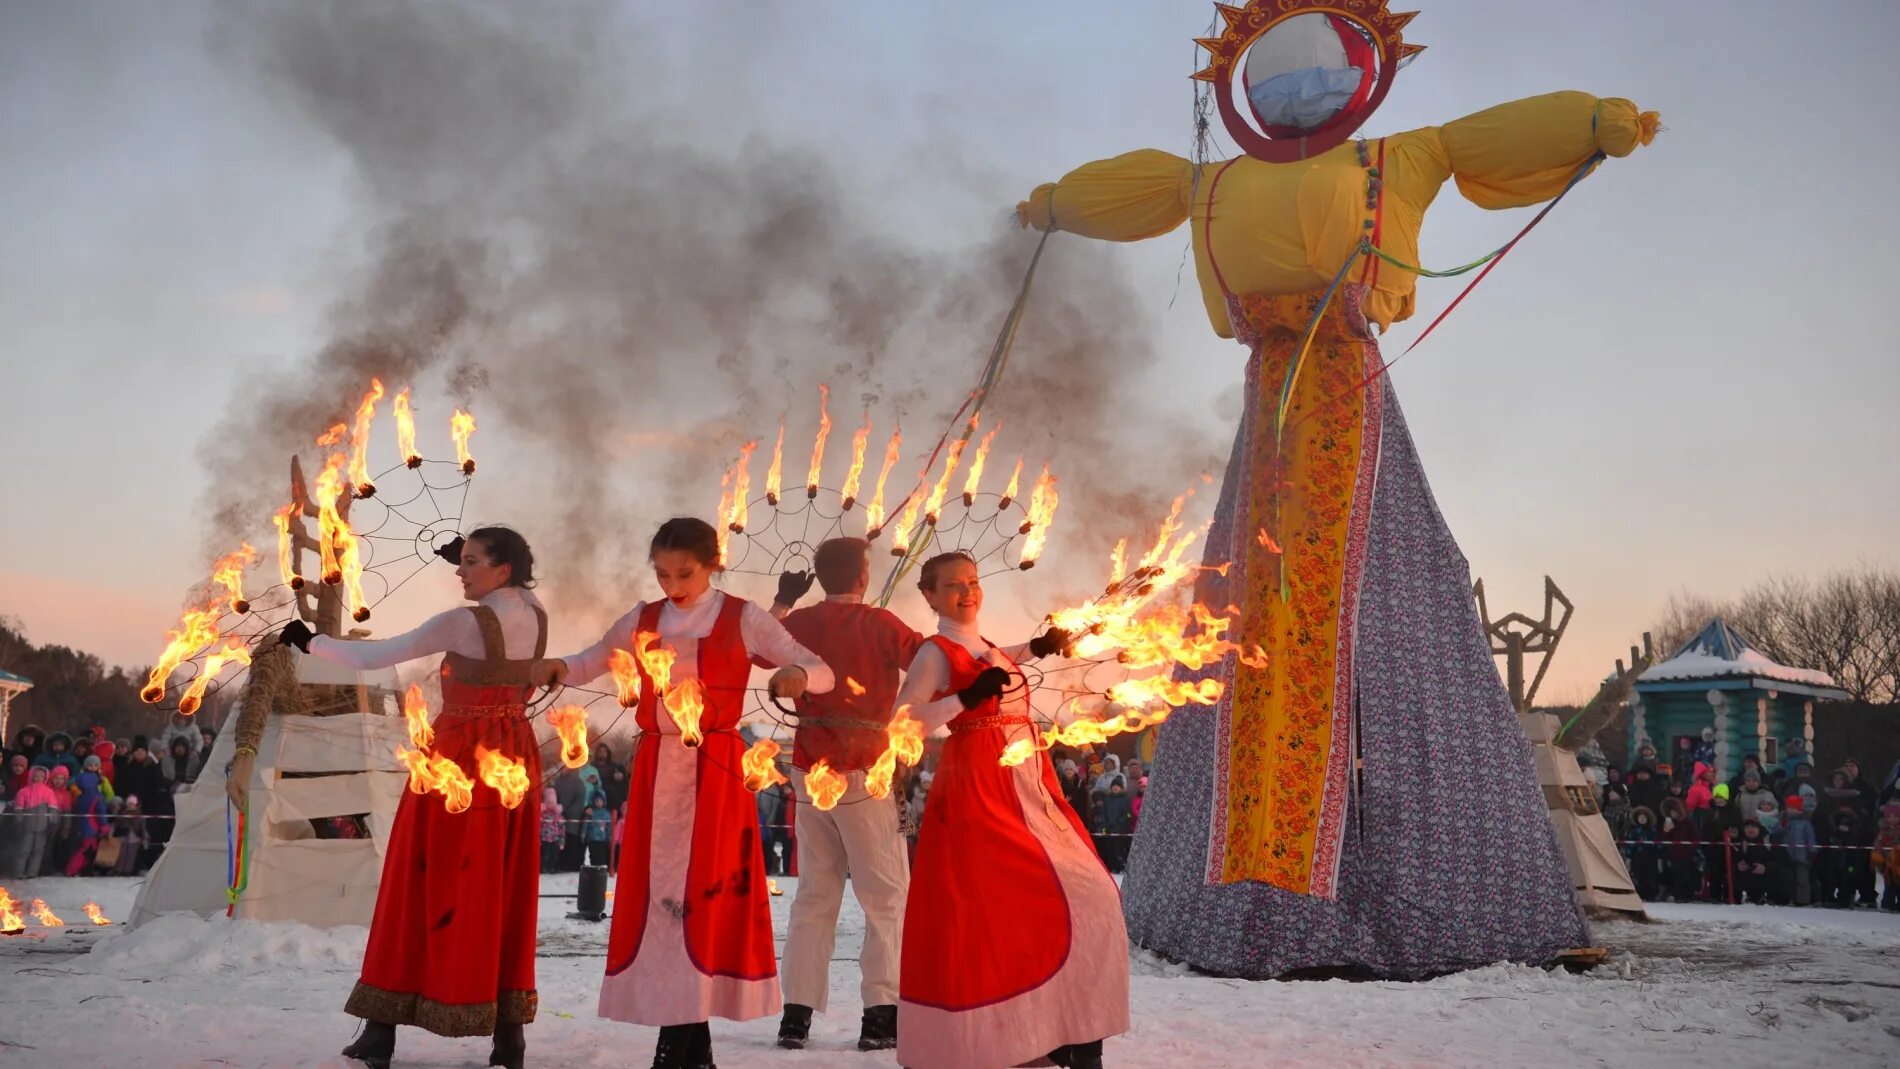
[{"xmin": 3, "ymin": 876, "xmax": 1898, "ymax": 1068}]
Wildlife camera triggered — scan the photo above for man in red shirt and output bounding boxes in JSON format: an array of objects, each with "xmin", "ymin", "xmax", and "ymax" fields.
[{"xmin": 761, "ymin": 537, "xmax": 925, "ymax": 1053}]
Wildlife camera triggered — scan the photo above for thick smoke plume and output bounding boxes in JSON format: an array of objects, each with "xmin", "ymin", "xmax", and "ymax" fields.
[{"xmin": 198, "ymin": 2, "xmax": 1224, "ymax": 623}]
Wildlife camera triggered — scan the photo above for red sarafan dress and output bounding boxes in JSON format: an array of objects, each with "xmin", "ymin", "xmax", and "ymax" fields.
[
  {"xmin": 897, "ymin": 627, "xmax": 1130, "ymax": 1069},
  {"xmin": 344, "ymin": 604, "xmax": 546, "ymax": 1037},
  {"xmin": 594, "ymin": 591, "xmax": 799, "ymax": 1025}
]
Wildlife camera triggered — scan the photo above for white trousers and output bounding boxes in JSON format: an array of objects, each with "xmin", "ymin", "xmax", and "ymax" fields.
[{"xmin": 780, "ymin": 767, "xmax": 911, "ymax": 1012}]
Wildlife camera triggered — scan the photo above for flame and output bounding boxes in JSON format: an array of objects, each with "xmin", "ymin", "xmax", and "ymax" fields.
[
  {"xmin": 767, "ymin": 877, "xmax": 783, "ymax": 897},
  {"xmin": 402, "ymin": 683, "xmax": 434, "ymax": 750},
  {"xmin": 394, "ymin": 387, "xmax": 421, "ymax": 467},
  {"xmin": 864, "ymin": 706, "xmax": 925, "ymax": 800},
  {"xmin": 999, "ymin": 456, "xmax": 1025, "ymax": 508},
  {"xmin": 864, "ymin": 426, "xmax": 903, "ymax": 535},
  {"xmin": 317, "ymin": 422, "xmax": 348, "ymax": 448},
  {"xmin": 716, "ymin": 464, "xmax": 735, "ymax": 563},
  {"xmin": 923, "ymin": 418, "xmax": 974, "ymax": 525},
  {"xmin": 396, "ymin": 746, "xmax": 475, "ymax": 813},
  {"xmin": 547, "ymin": 706, "xmax": 591, "ymax": 769},
  {"xmin": 634, "ymin": 632, "xmax": 675, "ymax": 694},
  {"xmin": 84, "ymin": 902, "xmax": 111, "ymax": 926},
  {"xmin": 724, "ymin": 440, "xmax": 757, "ymax": 533},
  {"xmin": 1018, "ymin": 465, "xmax": 1059, "ymax": 565},
  {"xmin": 348, "ymin": 378, "xmax": 385, "ymax": 496},
  {"xmin": 30, "ymin": 899, "xmax": 63, "ymax": 927},
  {"xmin": 742, "ymin": 738, "xmax": 789, "ymax": 792},
  {"xmin": 211, "ymin": 543, "xmax": 257, "ymax": 614},
  {"xmin": 805, "ymin": 383, "xmax": 832, "ymax": 496},
  {"xmin": 998, "ymin": 738, "xmax": 1038, "ymax": 767},
  {"xmin": 844, "ymin": 677, "xmax": 867, "ymax": 697},
  {"xmin": 990, "ymin": 487, "xmax": 1227, "ymax": 765},
  {"xmin": 804, "ymin": 759, "xmax": 847, "ymax": 811},
  {"xmin": 840, "ymin": 409, "xmax": 872, "ymax": 508},
  {"xmin": 1256, "ymin": 527, "xmax": 1282, "ymax": 555},
  {"xmin": 176, "ymin": 642, "xmax": 252, "ymax": 717},
  {"xmin": 451, "ymin": 408, "xmax": 476, "ymax": 474},
  {"xmin": 141, "ymin": 601, "xmax": 223, "ymax": 704},
  {"xmin": 476, "ymin": 746, "xmax": 532, "ymax": 809},
  {"xmin": 608, "ymin": 648, "xmax": 641, "ymax": 708},
  {"xmin": 313, "ymin": 453, "xmax": 369, "ymax": 620},
  {"xmin": 667, "ymin": 678, "xmax": 707, "ymax": 748},
  {"xmin": 961, "ymin": 420, "xmax": 1001, "ymax": 505},
  {"xmin": 765, "ymin": 417, "xmax": 785, "ymax": 505},
  {"xmin": 0, "ymin": 887, "xmax": 22, "ymax": 932},
  {"xmin": 273, "ymin": 503, "xmax": 303, "ymax": 590}
]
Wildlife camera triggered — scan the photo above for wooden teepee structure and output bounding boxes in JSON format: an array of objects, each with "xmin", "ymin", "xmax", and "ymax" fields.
[{"xmin": 1476, "ymin": 577, "xmax": 1648, "ymax": 918}]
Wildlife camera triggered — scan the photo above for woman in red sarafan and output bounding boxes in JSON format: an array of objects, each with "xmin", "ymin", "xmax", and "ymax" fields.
[
  {"xmin": 539, "ymin": 516, "xmax": 832, "ymax": 1069},
  {"xmin": 287, "ymin": 526, "xmax": 548, "ymax": 1069},
  {"xmin": 893, "ymin": 551, "xmax": 1129, "ymax": 1069}
]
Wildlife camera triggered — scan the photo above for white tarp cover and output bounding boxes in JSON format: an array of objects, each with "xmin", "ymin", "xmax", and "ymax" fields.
[{"xmin": 130, "ymin": 663, "xmax": 409, "ymax": 930}]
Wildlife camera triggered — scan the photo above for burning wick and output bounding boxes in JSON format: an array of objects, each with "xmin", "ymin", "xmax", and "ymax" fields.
[
  {"xmin": 290, "ymin": 576, "xmax": 305, "ymax": 591},
  {"xmin": 233, "ymin": 599, "xmax": 250, "ymax": 615},
  {"xmin": 407, "ymin": 455, "xmax": 423, "ymax": 469},
  {"xmin": 353, "ymin": 607, "xmax": 371, "ymax": 623}
]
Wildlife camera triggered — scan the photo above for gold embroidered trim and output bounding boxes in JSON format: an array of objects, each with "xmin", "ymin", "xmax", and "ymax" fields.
[
  {"xmin": 949, "ymin": 713, "xmax": 1030, "ymax": 735},
  {"xmin": 344, "ymin": 982, "xmax": 537, "ymax": 1037}
]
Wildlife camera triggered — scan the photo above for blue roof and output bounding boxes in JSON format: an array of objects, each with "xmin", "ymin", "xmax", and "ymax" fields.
[
  {"xmin": 1668, "ymin": 618, "xmax": 1755, "ymax": 661},
  {"xmin": 0, "ymin": 667, "xmax": 30, "ymax": 686}
]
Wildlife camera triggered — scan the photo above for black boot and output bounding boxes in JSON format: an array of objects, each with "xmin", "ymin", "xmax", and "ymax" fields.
[
  {"xmin": 777, "ymin": 1003, "xmax": 813, "ymax": 1049},
  {"xmin": 490, "ymin": 1021, "xmax": 526, "ymax": 1069},
  {"xmin": 857, "ymin": 1004, "xmax": 897, "ymax": 1051},
  {"xmin": 1050, "ymin": 1040, "xmax": 1104, "ymax": 1069},
  {"xmin": 654, "ymin": 1022, "xmax": 715, "ymax": 1069},
  {"xmin": 340, "ymin": 1021, "xmax": 396, "ymax": 1069}
]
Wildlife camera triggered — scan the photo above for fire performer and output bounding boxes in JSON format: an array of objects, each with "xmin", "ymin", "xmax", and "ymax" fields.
[
  {"xmin": 280, "ymin": 526, "xmax": 547, "ymax": 1069},
  {"xmin": 535, "ymin": 517, "xmax": 832, "ymax": 1069},
  {"xmin": 757, "ymin": 537, "xmax": 925, "ymax": 1052},
  {"xmin": 891, "ymin": 551, "xmax": 1125, "ymax": 1069}
]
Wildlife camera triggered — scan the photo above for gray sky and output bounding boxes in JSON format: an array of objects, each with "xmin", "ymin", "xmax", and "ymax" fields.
[{"xmin": 2, "ymin": 1, "xmax": 1896, "ymax": 703}]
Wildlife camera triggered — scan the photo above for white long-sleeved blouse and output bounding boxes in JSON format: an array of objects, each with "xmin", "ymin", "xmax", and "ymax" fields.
[{"xmin": 305, "ymin": 586, "xmax": 549, "ymax": 670}]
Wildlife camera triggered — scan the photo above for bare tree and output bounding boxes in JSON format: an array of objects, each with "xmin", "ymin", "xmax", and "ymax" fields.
[{"xmin": 1647, "ymin": 567, "xmax": 1900, "ymax": 703}]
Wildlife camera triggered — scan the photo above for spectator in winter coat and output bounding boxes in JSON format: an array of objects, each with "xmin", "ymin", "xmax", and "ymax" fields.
[
  {"xmin": 5, "ymin": 753, "xmax": 27, "ymax": 798},
  {"xmin": 1628, "ymin": 765, "xmax": 1666, "ymax": 817},
  {"xmin": 159, "ymin": 712, "xmax": 200, "ymax": 762},
  {"xmin": 1736, "ymin": 819, "xmax": 1779, "ymax": 905},
  {"xmin": 1781, "ymin": 737, "xmax": 1812, "ymax": 781},
  {"xmin": 1601, "ymin": 787, "xmax": 1632, "ymax": 844},
  {"xmin": 1662, "ymin": 798, "xmax": 1701, "ymax": 903},
  {"xmin": 115, "ymin": 741, "xmax": 166, "ymax": 810},
  {"xmin": 1632, "ymin": 742, "xmax": 1660, "ymax": 772},
  {"xmin": 1868, "ymin": 803, "xmax": 1900, "ymax": 912},
  {"xmin": 1702, "ymin": 786, "xmax": 1742, "ymax": 903},
  {"xmin": 1689, "ymin": 728, "xmax": 1716, "ymax": 783},
  {"xmin": 1603, "ymin": 766, "xmax": 1629, "ymax": 804},
  {"xmin": 582, "ymin": 804, "xmax": 612, "ymax": 867},
  {"xmin": 31, "ymin": 732, "xmax": 79, "ymax": 776},
  {"xmin": 1839, "ymin": 759, "xmax": 1878, "ymax": 819},
  {"xmin": 1728, "ymin": 753, "xmax": 1765, "ymax": 794},
  {"xmin": 1686, "ymin": 763, "xmax": 1715, "ymax": 813},
  {"xmin": 1094, "ymin": 776, "xmax": 1134, "ymax": 873},
  {"xmin": 538, "ymin": 787, "xmax": 564, "ymax": 873},
  {"xmin": 111, "ymin": 795, "xmax": 148, "ymax": 875},
  {"xmin": 1626, "ymin": 806, "xmax": 1663, "ymax": 901},
  {"xmin": 1752, "ymin": 796, "xmax": 1782, "ymax": 836},
  {"xmin": 12, "ymin": 725, "xmax": 44, "ymax": 765},
  {"xmin": 92, "ymin": 738, "xmax": 117, "ymax": 786},
  {"xmin": 554, "ymin": 764, "xmax": 593, "ymax": 870},
  {"xmin": 1819, "ymin": 808, "xmax": 1869, "ymax": 909},
  {"xmin": 80, "ymin": 755, "xmax": 115, "ymax": 803},
  {"xmin": 63, "ymin": 770, "xmax": 111, "ymax": 875},
  {"xmin": 1780, "ymin": 796, "xmax": 1819, "ymax": 906},
  {"xmin": 757, "ymin": 779, "xmax": 789, "ymax": 877},
  {"xmin": 160, "ymin": 736, "xmax": 201, "ymax": 787},
  {"xmin": 1785, "ymin": 763, "xmax": 1819, "ymax": 813},
  {"xmin": 1734, "ymin": 771, "xmax": 1775, "ymax": 826},
  {"xmin": 7, "ymin": 767, "xmax": 60, "ymax": 878}
]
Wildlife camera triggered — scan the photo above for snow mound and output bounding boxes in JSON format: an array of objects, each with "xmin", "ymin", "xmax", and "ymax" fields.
[{"xmin": 89, "ymin": 910, "xmax": 367, "ymax": 977}]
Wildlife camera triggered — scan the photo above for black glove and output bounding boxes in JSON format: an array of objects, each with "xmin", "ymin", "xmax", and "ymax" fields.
[
  {"xmin": 957, "ymin": 667, "xmax": 1011, "ymax": 710},
  {"xmin": 1028, "ymin": 626, "xmax": 1074, "ymax": 659},
  {"xmin": 280, "ymin": 618, "xmax": 315, "ymax": 653},
  {"xmin": 433, "ymin": 534, "xmax": 466, "ymax": 566},
  {"xmin": 775, "ymin": 569, "xmax": 815, "ymax": 607}
]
